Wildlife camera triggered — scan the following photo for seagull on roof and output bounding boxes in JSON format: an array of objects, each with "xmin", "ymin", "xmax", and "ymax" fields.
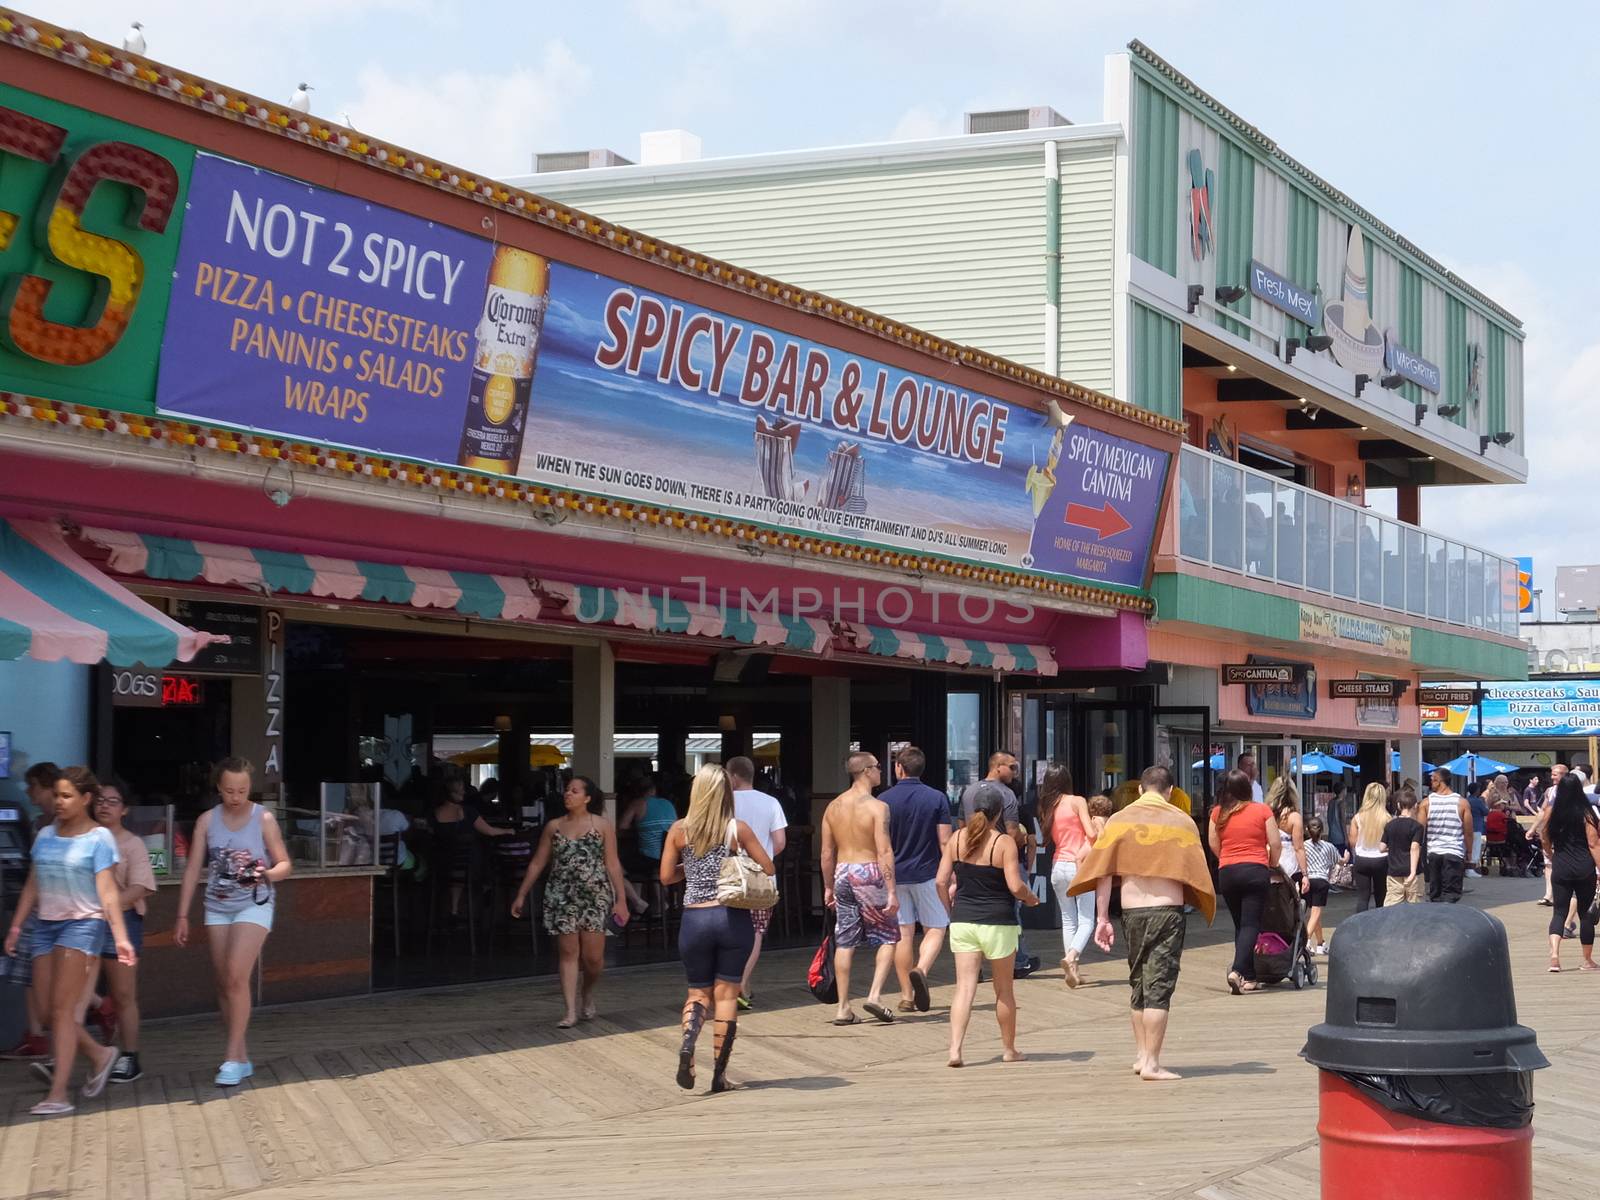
[
  {"xmin": 122, "ymin": 21, "xmax": 146, "ymax": 55},
  {"xmin": 290, "ymin": 83, "xmax": 313, "ymax": 113}
]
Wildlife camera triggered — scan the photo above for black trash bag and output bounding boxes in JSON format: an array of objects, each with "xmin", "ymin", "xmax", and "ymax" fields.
[{"xmin": 1338, "ymin": 1070, "xmax": 1536, "ymax": 1130}]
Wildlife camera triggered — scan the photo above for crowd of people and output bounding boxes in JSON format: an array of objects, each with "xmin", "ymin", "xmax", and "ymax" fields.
[{"xmin": 9, "ymin": 741, "xmax": 1597, "ymax": 1107}]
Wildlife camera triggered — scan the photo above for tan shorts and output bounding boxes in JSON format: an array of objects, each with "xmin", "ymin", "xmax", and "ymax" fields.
[{"xmin": 1385, "ymin": 875, "xmax": 1424, "ymax": 904}]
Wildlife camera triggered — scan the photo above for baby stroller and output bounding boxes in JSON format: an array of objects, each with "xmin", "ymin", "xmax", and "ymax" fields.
[{"xmin": 1253, "ymin": 872, "xmax": 1318, "ymax": 990}]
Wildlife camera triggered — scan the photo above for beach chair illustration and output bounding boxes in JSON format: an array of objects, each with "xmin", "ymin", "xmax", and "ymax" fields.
[
  {"xmin": 753, "ymin": 415, "xmax": 808, "ymax": 502},
  {"xmin": 819, "ymin": 442, "xmax": 867, "ymax": 514}
]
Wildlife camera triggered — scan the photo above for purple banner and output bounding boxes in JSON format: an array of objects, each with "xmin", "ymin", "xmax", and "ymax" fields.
[{"xmin": 157, "ymin": 154, "xmax": 491, "ymax": 461}]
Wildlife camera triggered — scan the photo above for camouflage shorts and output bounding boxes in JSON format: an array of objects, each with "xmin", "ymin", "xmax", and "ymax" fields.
[{"xmin": 1123, "ymin": 905, "xmax": 1185, "ymax": 1011}]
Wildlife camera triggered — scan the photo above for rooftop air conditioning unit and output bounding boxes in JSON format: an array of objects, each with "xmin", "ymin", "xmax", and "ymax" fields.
[
  {"xmin": 532, "ymin": 148, "xmax": 633, "ymax": 173},
  {"xmin": 963, "ymin": 106, "xmax": 1071, "ymax": 135}
]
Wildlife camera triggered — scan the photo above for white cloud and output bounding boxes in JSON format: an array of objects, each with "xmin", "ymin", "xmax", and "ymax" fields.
[{"xmin": 346, "ymin": 41, "xmax": 591, "ymax": 178}]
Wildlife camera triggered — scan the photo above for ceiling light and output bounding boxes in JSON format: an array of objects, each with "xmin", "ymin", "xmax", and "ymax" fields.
[{"xmin": 1226, "ymin": 364, "xmax": 1238, "ymax": 373}]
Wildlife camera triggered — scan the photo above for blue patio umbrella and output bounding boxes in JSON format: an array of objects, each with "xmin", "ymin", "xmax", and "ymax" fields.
[
  {"xmin": 1295, "ymin": 751, "xmax": 1357, "ymax": 775},
  {"xmin": 1390, "ymin": 749, "xmax": 1438, "ymax": 774},
  {"xmin": 1190, "ymin": 752, "xmax": 1226, "ymax": 771},
  {"xmin": 1439, "ymin": 751, "xmax": 1517, "ymax": 778}
]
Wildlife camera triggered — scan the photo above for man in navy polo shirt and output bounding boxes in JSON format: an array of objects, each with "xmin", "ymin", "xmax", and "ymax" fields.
[{"xmin": 880, "ymin": 746, "xmax": 951, "ymax": 1012}]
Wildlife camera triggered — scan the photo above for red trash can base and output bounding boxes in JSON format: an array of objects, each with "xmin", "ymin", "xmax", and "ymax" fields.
[{"xmin": 1318, "ymin": 1072, "xmax": 1532, "ymax": 1200}]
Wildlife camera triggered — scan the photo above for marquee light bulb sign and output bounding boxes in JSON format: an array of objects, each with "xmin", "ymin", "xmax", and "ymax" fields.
[{"xmin": 0, "ymin": 102, "xmax": 179, "ymax": 365}]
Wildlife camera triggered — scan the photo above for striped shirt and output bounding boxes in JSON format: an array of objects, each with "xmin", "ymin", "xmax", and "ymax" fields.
[
  {"xmin": 1425, "ymin": 792, "xmax": 1466, "ymax": 859},
  {"xmin": 1304, "ymin": 838, "xmax": 1338, "ymax": 881}
]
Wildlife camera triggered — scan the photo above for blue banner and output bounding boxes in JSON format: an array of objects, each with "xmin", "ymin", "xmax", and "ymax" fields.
[
  {"xmin": 156, "ymin": 155, "xmax": 1171, "ymax": 589},
  {"xmin": 1244, "ymin": 656, "xmax": 1317, "ymax": 720},
  {"xmin": 1248, "ymin": 259, "xmax": 1321, "ymax": 328},
  {"xmin": 1383, "ymin": 335, "xmax": 1441, "ymax": 394},
  {"xmin": 1422, "ymin": 679, "xmax": 1600, "ymax": 737}
]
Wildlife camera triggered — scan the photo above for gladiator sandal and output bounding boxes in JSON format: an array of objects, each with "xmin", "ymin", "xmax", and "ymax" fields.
[
  {"xmin": 710, "ymin": 1018, "xmax": 738, "ymax": 1094},
  {"xmin": 677, "ymin": 1001, "xmax": 706, "ymax": 1090}
]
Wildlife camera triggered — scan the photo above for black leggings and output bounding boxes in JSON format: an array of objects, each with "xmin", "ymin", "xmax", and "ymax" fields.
[
  {"xmin": 1352, "ymin": 856, "xmax": 1387, "ymax": 912},
  {"xmin": 678, "ymin": 905, "xmax": 754, "ymax": 988},
  {"xmin": 1217, "ymin": 863, "xmax": 1272, "ymax": 980},
  {"xmin": 1550, "ymin": 876, "xmax": 1598, "ymax": 947}
]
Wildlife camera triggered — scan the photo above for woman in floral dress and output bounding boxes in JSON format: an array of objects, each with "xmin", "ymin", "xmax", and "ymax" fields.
[{"xmin": 512, "ymin": 776, "xmax": 630, "ymax": 1026}]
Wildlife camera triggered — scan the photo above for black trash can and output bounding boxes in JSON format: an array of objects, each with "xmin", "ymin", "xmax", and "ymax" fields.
[{"xmin": 1301, "ymin": 904, "xmax": 1547, "ymax": 1199}]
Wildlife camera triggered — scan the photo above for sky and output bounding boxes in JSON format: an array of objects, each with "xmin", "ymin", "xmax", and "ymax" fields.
[{"xmin": 29, "ymin": 0, "xmax": 1600, "ymax": 591}]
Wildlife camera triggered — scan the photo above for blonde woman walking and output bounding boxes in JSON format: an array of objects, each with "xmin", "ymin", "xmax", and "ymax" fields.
[
  {"xmin": 658, "ymin": 764, "xmax": 773, "ymax": 1092},
  {"xmin": 1347, "ymin": 784, "xmax": 1390, "ymax": 912}
]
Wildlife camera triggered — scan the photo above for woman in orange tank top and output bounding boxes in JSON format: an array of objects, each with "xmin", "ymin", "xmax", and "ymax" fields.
[{"xmin": 1206, "ymin": 769, "xmax": 1281, "ymax": 994}]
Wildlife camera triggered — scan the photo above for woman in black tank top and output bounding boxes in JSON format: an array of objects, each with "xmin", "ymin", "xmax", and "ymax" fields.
[{"xmin": 936, "ymin": 788, "xmax": 1040, "ymax": 1068}]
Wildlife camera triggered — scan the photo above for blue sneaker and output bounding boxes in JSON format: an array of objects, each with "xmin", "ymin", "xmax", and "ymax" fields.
[{"xmin": 214, "ymin": 1060, "xmax": 253, "ymax": 1087}]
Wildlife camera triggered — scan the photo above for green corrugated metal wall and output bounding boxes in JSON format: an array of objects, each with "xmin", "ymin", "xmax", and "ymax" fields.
[
  {"xmin": 1133, "ymin": 78, "xmax": 1178, "ymax": 274},
  {"xmin": 1445, "ymin": 296, "xmax": 1468, "ymax": 425},
  {"xmin": 1132, "ymin": 302, "xmax": 1182, "ymax": 418},
  {"xmin": 1487, "ymin": 325, "xmax": 1506, "ymax": 435},
  {"xmin": 1398, "ymin": 263, "xmax": 1423, "ymax": 404},
  {"xmin": 1285, "ymin": 188, "xmax": 1320, "ymax": 340},
  {"xmin": 1214, "ymin": 139, "xmax": 1253, "ymax": 338}
]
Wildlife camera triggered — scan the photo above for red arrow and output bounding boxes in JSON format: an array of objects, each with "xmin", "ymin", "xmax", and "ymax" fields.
[{"xmin": 1064, "ymin": 501, "xmax": 1132, "ymax": 540}]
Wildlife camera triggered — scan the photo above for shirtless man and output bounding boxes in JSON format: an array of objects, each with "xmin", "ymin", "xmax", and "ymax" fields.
[
  {"xmin": 822, "ymin": 751, "xmax": 900, "ymax": 1025},
  {"xmin": 1071, "ymin": 764, "xmax": 1215, "ymax": 1082}
]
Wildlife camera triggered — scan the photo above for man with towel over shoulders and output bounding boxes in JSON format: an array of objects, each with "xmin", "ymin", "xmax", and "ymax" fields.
[{"xmin": 1069, "ymin": 764, "xmax": 1215, "ymax": 1082}]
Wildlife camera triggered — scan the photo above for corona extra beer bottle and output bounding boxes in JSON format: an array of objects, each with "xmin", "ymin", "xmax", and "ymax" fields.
[{"xmin": 458, "ymin": 247, "xmax": 549, "ymax": 473}]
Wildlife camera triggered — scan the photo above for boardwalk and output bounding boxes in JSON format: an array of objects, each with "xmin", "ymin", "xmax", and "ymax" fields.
[{"xmin": 3, "ymin": 877, "xmax": 1594, "ymax": 1200}]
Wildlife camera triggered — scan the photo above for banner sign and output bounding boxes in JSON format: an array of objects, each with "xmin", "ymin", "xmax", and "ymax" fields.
[
  {"xmin": 1516, "ymin": 556, "xmax": 1533, "ymax": 613},
  {"xmin": 1330, "ymin": 679, "xmax": 1408, "ymax": 699},
  {"xmin": 154, "ymin": 154, "xmax": 1169, "ymax": 589},
  {"xmin": 1242, "ymin": 657, "xmax": 1317, "ymax": 720},
  {"xmin": 1382, "ymin": 335, "xmax": 1441, "ymax": 394},
  {"xmin": 1224, "ymin": 663, "xmax": 1295, "ymax": 684},
  {"xmin": 1419, "ymin": 686, "xmax": 1482, "ymax": 707},
  {"xmin": 1421, "ymin": 679, "xmax": 1600, "ymax": 738},
  {"xmin": 1248, "ymin": 259, "xmax": 1321, "ymax": 328},
  {"xmin": 1299, "ymin": 603, "xmax": 1413, "ymax": 658}
]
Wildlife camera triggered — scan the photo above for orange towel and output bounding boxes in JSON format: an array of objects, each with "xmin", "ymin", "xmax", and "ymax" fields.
[{"xmin": 1067, "ymin": 793, "xmax": 1216, "ymax": 924}]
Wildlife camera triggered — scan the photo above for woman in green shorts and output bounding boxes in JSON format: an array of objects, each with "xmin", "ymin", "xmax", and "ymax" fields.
[{"xmin": 936, "ymin": 787, "xmax": 1040, "ymax": 1067}]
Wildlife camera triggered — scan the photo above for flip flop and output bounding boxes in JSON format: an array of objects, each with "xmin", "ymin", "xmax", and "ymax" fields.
[
  {"xmin": 29, "ymin": 1100, "xmax": 74, "ymax": 1116},
  {"xmin": 909, "ymin": 969, "xmax": 930, "ymax": 1012},
  {"xmin": 1549, "ymin": 962, "xmax": 1561, "ymax": 973},
  {"xmin": 82, "ymin": 1047, "xmax": 119, "ymax": 1099},
  {"xmin": 862, "ymin": 1002, "xmax": 896, "ymax": 1024},
  {"xmin": 832, "ymin": 1013, "xmax": 861, "ymax": 1026},
  {"xmin": 1579, "ymin": 962, "xmax": 1600, "ymax": 972},
  {"xmin": 1227, "ymin": 971, "xmax": 1243, "ymax": 995}
]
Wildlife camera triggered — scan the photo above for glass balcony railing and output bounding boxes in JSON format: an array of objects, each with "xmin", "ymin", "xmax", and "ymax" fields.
[{"xmin": 1176, "ymin": 446, "xmax": 1519, "ymax": 637}]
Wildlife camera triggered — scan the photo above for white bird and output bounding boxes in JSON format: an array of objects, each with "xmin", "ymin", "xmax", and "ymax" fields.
[
  {"xmin": 122, "ymin": 21, "xmax": 145, "ymax": 55},
  {"xmin": 289, "ymin": 82, "xmax": 313, "ymax": 113}
]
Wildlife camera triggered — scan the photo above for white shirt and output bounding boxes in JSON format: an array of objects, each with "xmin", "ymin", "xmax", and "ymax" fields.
[
  {"xmin": 733, "ymin": 788, "xmax": 788, "ymax": 857},
  {"xmin": 1251, "ymin": 780, "xmax": 1264, "ymax": 804}
]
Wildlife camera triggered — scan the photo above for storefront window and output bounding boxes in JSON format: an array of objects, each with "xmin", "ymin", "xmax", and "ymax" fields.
[
  {"xmin": 1084, "ymin": 709, "xmax": 1133, "ymax": 800},
  {"xmin": 1501, "ymin": 558, "xmax": 1519, "ymax": 635},
  {"xmin": 1405, "ymin": 527, "xmax": 1427, "ymax": 616},
  {"xmin": 1358, "ymin": 512, "xmax": 1382, "ymax": 605},
  {"xmin": 1211, "ymin": 463, "xmax": 1243, "ymax": 570},
  {"xmin": 946, "ymin": 692, "xmax": 981, "ymax": 810},
  {"xmin": 1382, "ymin": 520, "xmax": 1403, "ymax": 609},
  {"xmin": 1275, "ymin": 483, "xmax": 1304, "ymax": 586},
  {"xmin": 1179, "ymin": 449, "xmax": 1210, "ymax": 559},
  {"xmin": 1244, "ymin": 473, "xmax": 1274, "ymax": 579},
  {"xmin": 1305, "ymin": 495, "xmax": 1332, "ymax": 591},
  {"xmin": 1332, "ymin": 505, "xmax": 1357, "ymax": 598}
]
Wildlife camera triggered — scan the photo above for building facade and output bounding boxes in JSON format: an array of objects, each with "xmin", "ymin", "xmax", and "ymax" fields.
[
  {"xmin": 0, "ymin": 18, "xmax": 1180, "ymax": 1004},
  {"xmin": 518, "ymin": 39, "xmax": 1529, "ymax": 811}
]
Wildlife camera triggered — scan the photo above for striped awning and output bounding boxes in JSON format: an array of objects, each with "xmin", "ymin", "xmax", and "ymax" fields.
[
  {"xmin": 0, "ymin": 520, "xmax": 223, "ymax": 666},
  {"xmin": 78, "ymin": 527, "xmax": 1057, "ymax": 675}
]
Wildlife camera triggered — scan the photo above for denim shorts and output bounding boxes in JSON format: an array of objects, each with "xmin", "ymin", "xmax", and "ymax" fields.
[
  {"xmin": 894, "ymin": 878, "xmax": 952, "ymax": 929},
  {"xmin": 101, "ymin": 911, "xmax": 144, "ymax": 960},
  {"xmin": 31, "ymin": 916, "xmax": 110, "ymax": 958},
  {"xmin": 205, "ymin": 902, "xmax": 275, "ymax": 932}
]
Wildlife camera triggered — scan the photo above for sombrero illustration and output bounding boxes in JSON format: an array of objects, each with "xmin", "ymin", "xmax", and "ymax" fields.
[{"xmin": 1322, "ymin": 226, "xmax": 1385, "ymax": 377}]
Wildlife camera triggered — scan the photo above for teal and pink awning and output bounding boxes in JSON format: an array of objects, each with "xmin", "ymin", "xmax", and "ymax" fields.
[
  {"xmin": 80, "ymin": 526, "xmax": 1057, "ymax": 675},
  {"xmin": 0, "ymin": 520, "xmax": 223, "ymax": 666}
]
